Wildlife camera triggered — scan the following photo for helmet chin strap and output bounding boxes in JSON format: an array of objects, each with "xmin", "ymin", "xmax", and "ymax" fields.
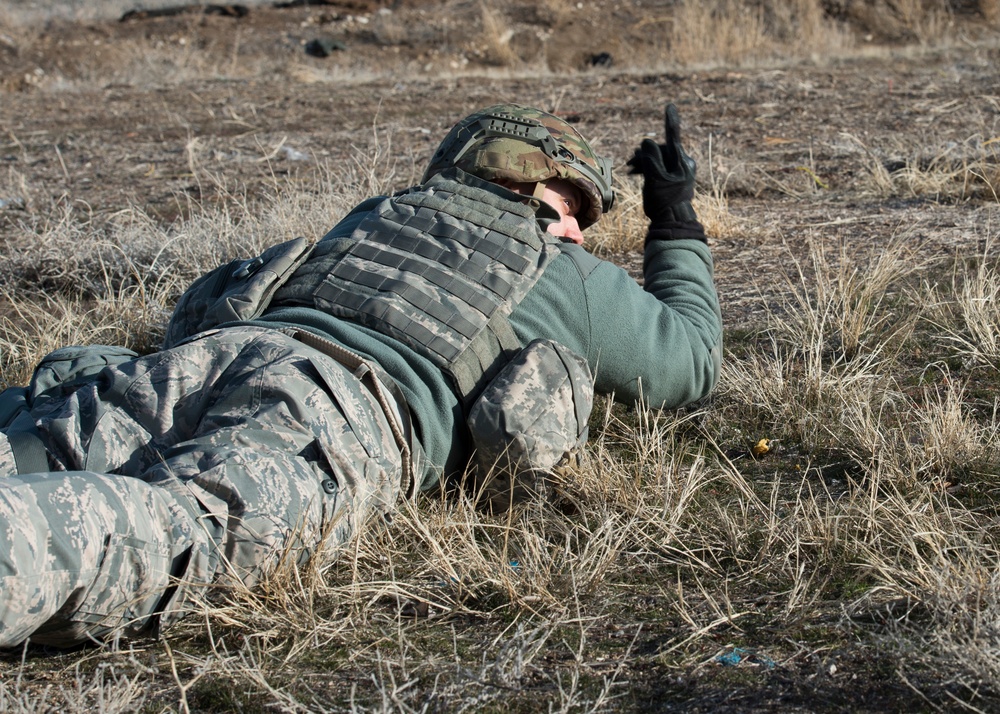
[{"xmin": 531, "ymin": 182, "xmax": 563, "ymax": 235}]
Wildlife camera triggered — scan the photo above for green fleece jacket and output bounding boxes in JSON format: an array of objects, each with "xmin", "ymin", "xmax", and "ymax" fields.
[{"xmin": 258, "ymin": 181, "xmax": 722, "ymax": 490}]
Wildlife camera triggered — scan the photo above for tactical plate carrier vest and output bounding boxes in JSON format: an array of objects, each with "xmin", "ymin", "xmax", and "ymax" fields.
[{"xmin": 272, "ymin": 170, "xmax": 561, "ymax": 406}]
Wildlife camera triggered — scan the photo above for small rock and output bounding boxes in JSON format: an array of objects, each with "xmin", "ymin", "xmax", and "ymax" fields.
[
  {"xmin": 305, "ymin": 38, "xmax": 346, "ymax": 58},
  {"xmin": 588, "ymin": 52, "xmax": 612, "ymax": 68},
  {"xmin": 0, "ymin": 197, "xmax": 26, "ymax": 211}
]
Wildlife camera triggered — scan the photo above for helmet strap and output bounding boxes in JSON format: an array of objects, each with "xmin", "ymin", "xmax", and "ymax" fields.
[{"xmin": 532, "ymin": 181, "xmax": 548, "ymax": 202}]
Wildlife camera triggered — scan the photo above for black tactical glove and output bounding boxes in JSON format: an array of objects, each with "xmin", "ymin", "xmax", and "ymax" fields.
[{"xmin": 627, "ymin": 103, "xmax": 702, "ymax": 235}]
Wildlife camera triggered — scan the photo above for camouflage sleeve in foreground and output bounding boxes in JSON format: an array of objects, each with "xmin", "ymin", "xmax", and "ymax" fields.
[
  {"xmin": 466, "ymin": 338, "xmax": 593, "ymax": 511},
  {"xmin": 0, "ymin": 326, "xmax": 403, "ymax": 648}
]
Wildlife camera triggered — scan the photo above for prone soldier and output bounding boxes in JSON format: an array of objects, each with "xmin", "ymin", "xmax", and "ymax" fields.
[{"xmin": 0, "ymin": 102, "xmax": 721, "ymax": 648}]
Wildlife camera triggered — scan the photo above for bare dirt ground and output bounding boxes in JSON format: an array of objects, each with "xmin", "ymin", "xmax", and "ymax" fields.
[
  {"xmin": 3, "ymin": 1, "xmax": 998, "ymax": 320},
  {"xmin": 2, "ymin": 1, "xmax": 1000, "ymax": 711}
]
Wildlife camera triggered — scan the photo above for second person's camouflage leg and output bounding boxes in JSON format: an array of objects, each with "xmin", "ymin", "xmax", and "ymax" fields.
[{"xmin": 0, "ymin": 327, "xmax": 404, "ymax": 648}]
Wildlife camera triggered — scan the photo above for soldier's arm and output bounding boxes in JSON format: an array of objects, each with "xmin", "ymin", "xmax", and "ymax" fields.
[
  {"xmin": 586, "ymin": 237, "xmax": 720, "ymax": 408},
  {"xmin": 591, "ymin": 101, "xmax": 721, "ymax": 407},
  {"xmin": 511, "ymin": 237, "xmax": 721, "ymax": 410}
]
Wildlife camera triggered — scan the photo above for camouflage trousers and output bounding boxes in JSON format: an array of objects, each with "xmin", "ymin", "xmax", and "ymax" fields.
[{"xmin": 0, "ymin": 326, "xmax": 405, "ymax": 648}]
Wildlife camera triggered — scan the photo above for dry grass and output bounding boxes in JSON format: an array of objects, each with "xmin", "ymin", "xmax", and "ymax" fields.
[
  {"xmin": 850, "ymin": 132, "xmax": 1000, "ymax": 202},
  {"xmin": 0, "ymin": 130, "xmax": 403, "ymax": 389},
  {"xmin": 3, "ymin": 2, "xmax": 1000, "ymax": 711},
  {"xmin": 862, "ymin": 0, "xmax": 958, "ymax": 43},
  {"xmin": 476, "ymin": 1, "xmax": 522, "ymax": 68},
  {"xmin": 587, "ymin": 175, "xmax": 645, "ymax": 254},
  {"xmin": 0, "ymin": 658, "xmax": 148, "ymax": 712},
  {"xmin": 4, "ymin": 133, "xmax": 1000, "ymax": 708},
  {"xmin": 2, "ymin": 0, "xmax": 987, "ymax": 87},
  {"xmin": 664, "ymin": 0, "xmax": 854, "ymax": 67},
  {"xmin": 2, "ymin": 0, "xmax": 323, "ymax": 24},
  {"xmin": 702, "ymin": 224, "xmax": 1000, "ymax": 702},
  {"xmin": 984, "ymin": 0, "xmax": 1000, "ymax": 24},
  {"xmin": 588, "ymin": 161, "xmax": 748, "ymax": 256},
  {"xmin": 928, "ymin": 240, "xmax": 1000, "ymax": 371}
]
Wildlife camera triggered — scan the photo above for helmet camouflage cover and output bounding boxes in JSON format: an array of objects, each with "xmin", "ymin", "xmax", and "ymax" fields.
[{"xmin": 422, "ymin": 104, "xmax": 615, "ymax": 230}]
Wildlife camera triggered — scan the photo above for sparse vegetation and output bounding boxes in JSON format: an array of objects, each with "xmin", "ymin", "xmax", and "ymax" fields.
[{"xmin": 2, "ymin": 0, "xmax": 1000, "ymax": 711}]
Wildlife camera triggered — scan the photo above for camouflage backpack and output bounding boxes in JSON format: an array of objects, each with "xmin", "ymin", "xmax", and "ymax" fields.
[
  {"xmin": 0, "ymin": 344, "xmax": 139, "ymax": 473},
  {"xmin": 163, "ymin": 237, "xmax": 312, "ymax": 348}
]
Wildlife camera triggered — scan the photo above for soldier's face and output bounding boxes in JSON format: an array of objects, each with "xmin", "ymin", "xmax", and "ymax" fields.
[{"xmin": 538, "ymin": 179, "xmax": 584, "ymax": 245}]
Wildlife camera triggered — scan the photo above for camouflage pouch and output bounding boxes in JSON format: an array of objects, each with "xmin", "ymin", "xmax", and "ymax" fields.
[
  {"xmin": 0, "ymin": 344, "xmax": 139, "ymax": 474},
  {"xmin": 28, "ymin": 344, "xmax": 139, "ymax": 405},
  {"xmin": 2, "ymin": 344, "xmax": 140, "ymax": 428},
  {"xmin": 467, "ymin": 338, "xmax": 594, "ymax": 511},
  {"xmin": 163, "ymin": 236, "xmax": 312, "ymax": 348},
  {"xmin": 0, "ymin": 387, "xmax": 29, "ymax": 429}
]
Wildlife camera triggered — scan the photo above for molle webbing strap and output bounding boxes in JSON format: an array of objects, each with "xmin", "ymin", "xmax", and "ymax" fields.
[
  {"xmin": 315, "ymin": 283, "xmax": 467, "ymax": 362},
  {"xmin": 449, "ymin": 312, "xmax": 521, "ymax": 399},
  {"xmin": 6, "ymin": 411, "xmax": 50, "ymax": 474},
  {"xmin": 349, "ymin": 240, "xmax": 516, "ymax": 304},
  {"xmin": 397, "ymin": 189, "xmax": 544, "ymax": 252},
  {"xmin": 308, "ymin": 175, "xmax": 556, "ymax": 405}
]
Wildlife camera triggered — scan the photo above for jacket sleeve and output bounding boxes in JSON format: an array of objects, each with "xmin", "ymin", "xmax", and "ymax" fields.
[
  {"xmin": 512, "ymin": 237, "xmax": 721, "ymax": 410},
  {"xmin": 633, "ymin": 236, "xmax": 722, "ymax": 406},
  {"xmin": 585, "ymin": 237, "xmax": 720, "ymax": 407}
]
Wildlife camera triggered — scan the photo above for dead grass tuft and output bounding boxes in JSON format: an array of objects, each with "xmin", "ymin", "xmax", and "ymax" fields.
[
  {"xmin": 848, "ymin": 131, "xmax": 1000, "ymax": 202},
  {"xmin": 928, "ymin": 241, "xmax": 1000, "ymax": 371},
  {"xmin": 476, "ymin": 2, "xmax": 522, "ymax": 68},
  {"xmin": 666, "ymin": 0, "xmax": 853, "ymax": 67}
]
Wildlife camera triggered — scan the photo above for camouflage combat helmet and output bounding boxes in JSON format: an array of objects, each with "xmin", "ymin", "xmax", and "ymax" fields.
[{"xmin": 422, "ymin": 104, "xmax": 615, "ymax": 230}]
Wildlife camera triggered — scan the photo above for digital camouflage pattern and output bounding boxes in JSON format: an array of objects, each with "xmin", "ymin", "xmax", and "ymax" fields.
[
  {"xmin": 289, "ymin": 171, "xmax": 560, "ymax": 406},
  {"xmin": 0, "ymin": 326, "xmax": 403, "ymax": 647},
  {"xmin": 162, "ymin": 236, "xmax": 312, "ymax": 349},
  {"xmin": 467, "ymin": 339, "xmax": 593, "ymax": 511},
  {"xmin": 0, "ymin": 435, "xmax": 14, "ymax": 476},
  {"xmin": 422, "ymin": 104, "xmax": 614, "ymax": 229}
]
